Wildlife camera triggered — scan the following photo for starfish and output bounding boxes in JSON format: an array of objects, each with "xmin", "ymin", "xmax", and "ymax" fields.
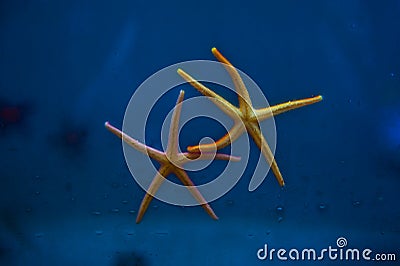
[
  {"xmin": 177, "ymin": 47, "xmax": 323, "ymax": 187},
  {"xmin": 105, "ymin": 90, "xmax": 239, "ymax": 223}
]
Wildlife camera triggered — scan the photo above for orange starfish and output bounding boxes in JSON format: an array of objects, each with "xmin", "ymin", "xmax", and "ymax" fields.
[
  {"xmin": 177, "ymin": 48, "xmax": 323, "ymax": 187},
  {"xmin": 105, "ymin": 90, "xmax": 239, "ymax": 223}
]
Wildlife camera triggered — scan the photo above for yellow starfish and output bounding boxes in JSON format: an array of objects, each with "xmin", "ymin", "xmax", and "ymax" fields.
[
  {"xmin": 105, "ymin": 90, "xmax": 239, "ymax": 223},
  {"xmin": 177, "ymin": 48, "xmax": 323, "ymax": 187}
]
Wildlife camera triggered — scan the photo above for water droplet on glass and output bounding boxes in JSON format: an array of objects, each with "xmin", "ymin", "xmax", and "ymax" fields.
[
  {"xmin": 95, "ymin": 230, "xmax": 103, "ymax": 236},
  {"xmin": 121, "ymin": 200, "xmax": 128, "ymax": 204},
  {"xmin": 225, "ymin": 200, "xmax": 234, "ymax": 206},
  {"xmin": 155, "ymin": 231, "xmax": 169, "ymax": 236},
  {"xmin": 35, "ymin": 232, "xmax": 44, "ymax": 238},
  {"xmin": 275, "ymin": 205, "xmax": 284, "ymax": 222},
  {"xmin": 275, "ymin": 205, "xmax": 284, "ymax": 215},
  {"xmin": 111, "ymin": 208, "xmax": 119, "ymax": 213},
  {"xmin": 319, "ymin": 203, "xmax": 327, "ymax": 210},
  {"xmin": 92, "ymin": 211, "xmax": 101, "ymax": 216},
  {"xmin": 128, "ymin": 210, "xmax": 136, "ymax": 214},
  {"xmin": 352, "ymin": 201, "xmax": 361, "ymax": 207}
]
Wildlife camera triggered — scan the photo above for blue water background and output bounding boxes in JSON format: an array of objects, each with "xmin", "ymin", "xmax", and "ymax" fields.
[{"xmin": 0, "ymin": 1, "xmax": 399, "ymax": 265}]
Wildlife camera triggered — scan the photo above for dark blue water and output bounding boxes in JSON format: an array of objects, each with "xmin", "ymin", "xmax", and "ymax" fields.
[{"xmin": 0, "ymin": 1, "xmax": 399, "ymax": 265}]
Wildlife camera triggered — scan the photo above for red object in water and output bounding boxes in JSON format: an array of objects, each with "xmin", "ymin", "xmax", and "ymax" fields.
[
  {"xmin": 0, "ymin": 106, "xmax": 22, "ymax": 124},
  {"xmin": 65, "ymin": 131, "xmax": 81, "ymax": 146},
  {"xmin": 62, "ymin": 128, "xmax": 87, "ymax": 148}
]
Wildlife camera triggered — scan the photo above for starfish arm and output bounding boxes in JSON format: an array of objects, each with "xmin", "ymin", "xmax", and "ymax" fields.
[
  {"xmin": 166, "ymin": 90, "xmax": 185, "ymax": 158},
  {"xmin": 136, "ymin": 165, "xmax": 171, "ymax": 223},
  {"xmin": 246, "ymin": 122, "xmax": 285, "ymax": 187},
  {"xmin": 211, "ymin": 47, "xmax": 252, "ymax": 114},
  {"xmin": 177, "ymin": 68, "xmax": 240, "ymax": 119},
  {"xmin": 173, "ymin": 168, "xmax": 218, "ymax": 220},
  {"xmin": 187, "ymin": 122, "xmax": 245, "ymax": 153},
  {"xmin": 176, "ymin": 151, "xmax": 241, "ymax": 165},
  {"xmin": 183, "ymin": 152, "xmax": 241, "ymax": 162},
  {"xmin": 254, "ymin": 95, "xmax": 323, "ymax": 121},
  {"xmin": 105, "ymin": 122, "xmax": 166, "ymax": 162},
  {"xmin": 213, "ymin": 153, "xmax": 241, "ymax": 161}
]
